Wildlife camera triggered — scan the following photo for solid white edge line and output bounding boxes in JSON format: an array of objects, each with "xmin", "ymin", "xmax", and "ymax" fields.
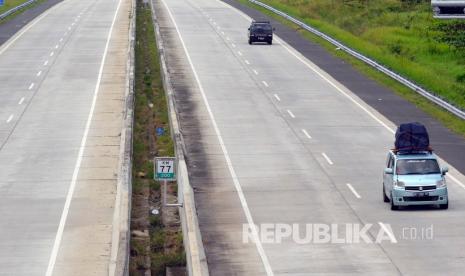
[
  {"xmin": 262, "ymin": 80, "xmax": 268, "ymax": 87},
  {"xmin": 6, "ymin": 115, "xmax": 13, "ymax": 123},
  {"xmin": 449, "ymin": 174, "xmax": 465, "ymax": 189},
  {"xmin": 287, "ymin": 110, "xmax": 295, "ymax": 118},
  {"xmin": 346, "ymin": 183, "xmax": 361, "ymax": 199},
  {"xmin": 322, "ymin": 153, "xmax": 333, "ymax": 165},
  {"xmin": 159, "ymin": 0, "xmax": 274, "ymax": 275},
  {"xmin": 302, "ymin": 129, "xmax": 312, "ymax": 139},
  {"xmin": 273, "ymin": 94, "xmax": 280, "ymax": 101},
  {"xmin": 18, "ymin": 97, "xmax": 25, "ymax": 105},
  {"xmin": 44, "ymin": 0, "xmax": 123, "ymax": 274}
]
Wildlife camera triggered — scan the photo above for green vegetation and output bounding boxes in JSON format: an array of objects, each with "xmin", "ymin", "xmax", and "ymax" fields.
[
  {"xmin": 0, "ymin": 0, "xmax": 29, "ymax": 14},
  {"xmin": 257, "ymin": 0, "xmax": 465, "ymax": 108},
  {"xmin": 0, "ymin": 0, "xmax": 46, "ymax": 23},
  {"xmin": 239, "ymin": 0, "xmax": 465, "ymax": 137},
  {"xmin": 130, "ymin": 1, "xmax": 185, "ymax": 275}
]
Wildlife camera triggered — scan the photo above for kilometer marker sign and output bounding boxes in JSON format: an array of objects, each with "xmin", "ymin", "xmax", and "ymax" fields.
[{"xmin": 154, "ymin": 157, "xmax": 176, "ymax": 181}]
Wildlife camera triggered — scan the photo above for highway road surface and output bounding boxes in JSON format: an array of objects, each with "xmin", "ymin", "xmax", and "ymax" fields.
[
  {"xmin": 0, "ymin": 0, "xmax": 131, "ymax": 274},
  {"xmin": 154, "ymin": 0, "xmax": 465, "ymax": 275}
]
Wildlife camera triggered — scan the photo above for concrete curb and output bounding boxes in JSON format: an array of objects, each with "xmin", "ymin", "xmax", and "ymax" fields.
[
  {"xmin": 109, "ymin": 0, "xmax": 135, "ymax": 275},
  {"xmin": 150, "ymin": 0, "xmax": 209, "ymax": 275}
]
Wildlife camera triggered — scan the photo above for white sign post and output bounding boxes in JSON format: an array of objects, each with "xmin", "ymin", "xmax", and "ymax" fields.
[{"xmin": 155, "ymin": 157, "xmax": 182, "ymax": 207}]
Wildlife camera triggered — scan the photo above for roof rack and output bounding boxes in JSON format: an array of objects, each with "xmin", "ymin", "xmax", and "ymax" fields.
[{"xmin": 392, "ymin": 148, "xmax": 433, "ymax": 155}]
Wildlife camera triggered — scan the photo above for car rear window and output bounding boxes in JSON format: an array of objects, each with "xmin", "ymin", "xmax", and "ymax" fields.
[{"xmin": 252, "ymin": 24, "xmax": 272, "ymax": 31}]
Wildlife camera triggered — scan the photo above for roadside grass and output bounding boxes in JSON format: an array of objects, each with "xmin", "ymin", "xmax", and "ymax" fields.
[
  {"xmin": 0, "ymin": 0, "xmax": 29, "ymax": 14},
  {"xmin": 130, "ymin": 0, "xmax": 185, "ymax": 275},
  {"xmin": 0, "ymin": 0, "xmax": 46, "ymax": 23},
  {"xmin": 238, "ymin": 0, "xmax": 465, "ymax": 137},
  {"xmin": 255, "ymin": 0, "xmax": 465, "ymax": 109}
]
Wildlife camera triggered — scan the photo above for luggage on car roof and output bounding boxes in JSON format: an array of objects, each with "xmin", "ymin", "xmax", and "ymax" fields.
[{"xmin": 395, "ymin": 122, "xmax": 430, "ymax": 152}]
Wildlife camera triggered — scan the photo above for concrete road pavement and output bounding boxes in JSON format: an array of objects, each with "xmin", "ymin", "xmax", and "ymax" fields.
[
  {"xmin": 0, "ymin": 0, "xmax": 131, "ymax": 274},
  {"xmin": 155, "ymin": 0, "xmax": 465, "ymax": 275}
]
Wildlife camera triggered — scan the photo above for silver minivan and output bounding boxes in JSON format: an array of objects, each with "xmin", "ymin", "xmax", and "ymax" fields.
[{"xmin": 383, "ymin": 150, "xmax": 449, "ymax": 210}]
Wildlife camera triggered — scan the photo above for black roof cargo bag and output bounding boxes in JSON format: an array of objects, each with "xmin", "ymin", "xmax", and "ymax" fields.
[{"xmin": 395, "ymin": 122, "xmax": 430, "ymax": 152}]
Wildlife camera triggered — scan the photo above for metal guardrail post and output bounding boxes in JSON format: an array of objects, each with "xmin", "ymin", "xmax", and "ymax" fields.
[
  {"xmin": 248, "ymin": 0, "xmax": 465, "ymax": 120},
  {"xmin": 0, "ymin": 0, "xmax": 37, "ymax": 20}
]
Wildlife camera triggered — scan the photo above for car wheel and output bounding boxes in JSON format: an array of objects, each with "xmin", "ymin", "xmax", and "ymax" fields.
[
  {"xmin": 439, "ymin": 202, "xmax": 449, "ymax": 209},
  {"xmin": 268, "ymin": 40, "xmax": 272, "ymax": 45},
  {"xmin": 383, "ymin": 184, "xmax": 389, "ymax": 203},
  {"xmin": 248, "ymin": 39, "xmax": 252, "ymax": 45},
  {"xmin": 390, "ymin": 193, "xmax": 398, "ymax": 210}
]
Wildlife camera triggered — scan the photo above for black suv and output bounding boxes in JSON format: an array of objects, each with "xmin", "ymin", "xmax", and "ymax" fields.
[{"xmin": 248, "ymin": 21, "xmax": 274, "ymax": 45}]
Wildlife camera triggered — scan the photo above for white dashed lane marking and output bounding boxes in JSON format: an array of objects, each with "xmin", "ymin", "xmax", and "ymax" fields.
[
  {"xmin": 347, "ymin": 183, "xmax": 361, "ymax": 199},
  {"xmin": 322, "ymin": 153, "xmax": 334, "ymax": 165},
  {"xmin": 302, "ymin": 129, "xmax": 312, "ymax": 139}
]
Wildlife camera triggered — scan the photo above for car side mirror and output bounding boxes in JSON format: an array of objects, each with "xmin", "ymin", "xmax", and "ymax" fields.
[
  {"xmin": 384, "ymin": 168, "xmax": 393, "ymax": 174},
  {"xmin": 442, "ymin": 166, "xmax": 449, "ymax": 175}
]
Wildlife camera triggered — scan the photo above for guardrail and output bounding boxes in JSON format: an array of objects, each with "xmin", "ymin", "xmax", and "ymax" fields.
[
  {"xmin": 248, "ymin": 0, "xmax": 465, "ymax": 120},
  {"xmin": 0, "ymin": 0, "xmax": 37, "ymax": 20}
]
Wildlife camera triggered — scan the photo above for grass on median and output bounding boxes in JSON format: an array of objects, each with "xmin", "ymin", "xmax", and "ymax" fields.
[
  {"xmin": 130, "ymin": 0, "xmax": 185, "ymax": 275},
  {"xmin": 238, "ymin": 0, "xmax": 465, "ymax": 138}
]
